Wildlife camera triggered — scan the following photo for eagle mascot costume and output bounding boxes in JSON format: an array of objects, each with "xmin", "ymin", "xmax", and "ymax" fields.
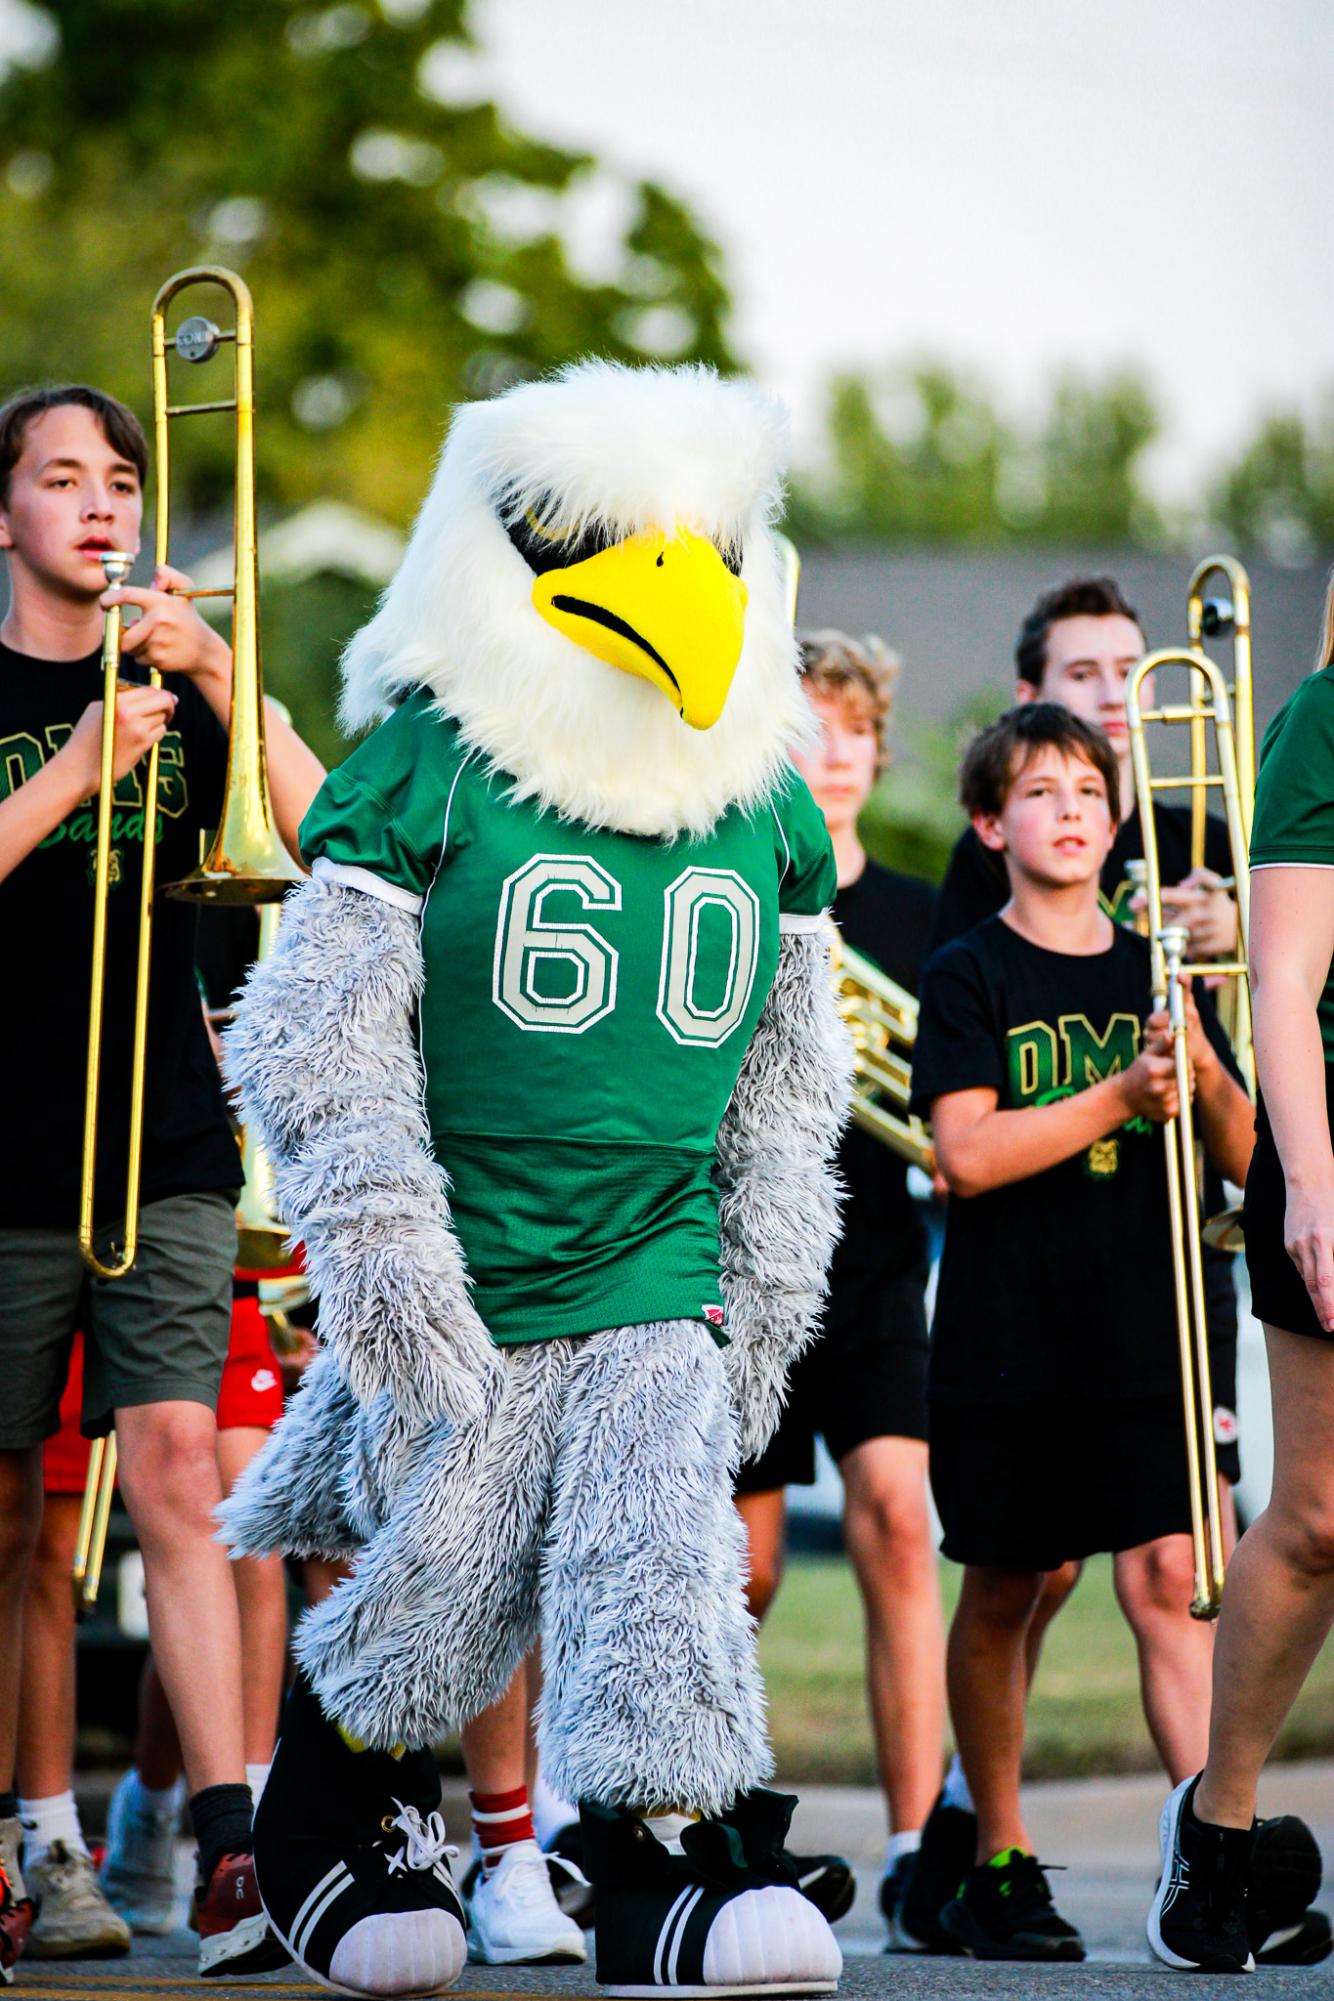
[{"xmin": 221, "ymin": 360, "xmax": 853, "ymax": 1999}]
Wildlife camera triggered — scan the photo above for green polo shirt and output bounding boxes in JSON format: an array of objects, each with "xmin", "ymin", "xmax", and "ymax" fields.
[{"xmin": 1251, "ymin": 664, "xmax": 1334, "ymax": 1061}]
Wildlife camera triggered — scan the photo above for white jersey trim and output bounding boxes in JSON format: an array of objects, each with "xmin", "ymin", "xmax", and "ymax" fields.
[
  {"xmin": 769, "ymin": 801, "xmax": 792, "ymax": 884},
  {"xmin": 778, "ymin": 909, "xmax": 828, "ymax": 934},
  {"xmin": 312, "ymin": 856, "xmax": 423, "ymax": 914},
  {"xmin": 1249, "ymin": 860, "xmax": 1334, "ymax": 872}
]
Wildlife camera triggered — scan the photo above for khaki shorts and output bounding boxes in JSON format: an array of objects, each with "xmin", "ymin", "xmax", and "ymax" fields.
[{"xmin": 0, "ymin": 1190, "xmax": 237, "ymax": 1448}]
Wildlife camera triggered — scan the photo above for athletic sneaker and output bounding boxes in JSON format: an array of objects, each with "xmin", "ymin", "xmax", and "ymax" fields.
[
  {"xmin": 1250, "ymin": 1812, "xmax": 1329, "ymax": 1967},
  {"xmin": 879, "ymin": 1851, "xmax": 921, "ymax": 1952},
  {"xmin": 941, "ymin": 1849, "xmax": 1085, "ymax": 1962},
  {"xmin": 581, "ymin": 1791, "xmax": 842, "ymax": 1996},
  {"xmin": 100, "ymin": 1769, "xmax": 180, "ymax": 1933},
  {"xmin": 896, "ymin": 1792, "xmax": 973, "ymax": 1952},
  {"xmin": 195, "ymin": 1850, "xmax": 292, "ymax": 1978},
  {"xmin": 255, "ymin": 1673, "xmax": 466, "ymax": 1995},
  {"xmin": 24, "ymin": 1843, "xmax": 131, "ymax": 1959},
  {"xmin": 786, "ymin": 1852, "xmax": 855, "ymax": 1924},
  {"xmin": 0, "ymin": 1821, "xmax": 34, "ymax": 1984},
  {"xmin": 466, "ymin": 1838, "xmax": 587, "ymax": 1964},
  {"xmin": 1147, "ymin": 1775, "xmax": 1254, "ymax": 1974}
]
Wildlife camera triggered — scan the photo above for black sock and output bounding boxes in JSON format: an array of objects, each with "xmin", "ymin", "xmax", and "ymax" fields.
[
  {"xmin": 190, "ymin": 1783, "xmax": 253, "ymax": 1884},
  {"xmin": 0, "ymin": 1790, "xmax": 17, "ymax": 1821}
]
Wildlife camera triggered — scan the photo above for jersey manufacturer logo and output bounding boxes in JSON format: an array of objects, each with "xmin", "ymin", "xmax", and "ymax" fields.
[
  {"xmin": 701, "ymin": 1303, "xmax": 725, "ymax": 1328},
  {"xmin": 1213, "ymin": 1406, "xmax": 1239, "ymax": 1445}
]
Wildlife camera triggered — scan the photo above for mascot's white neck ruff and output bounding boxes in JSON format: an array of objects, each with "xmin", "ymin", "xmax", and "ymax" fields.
[{"xmin": 340, "ymin": 362, "xmax": 815, "ymax": 841}]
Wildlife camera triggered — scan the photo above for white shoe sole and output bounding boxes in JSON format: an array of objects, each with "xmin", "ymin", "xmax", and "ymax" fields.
[
  {"xmin": 198, "ymin": 1908, "xmax": 281, "ymax": 1977},
  {"xmin": 1146, "ymin": 1777, "xmax": 1255, "ymax": 1974},
  {"xmin": 262, "ymin": 1893, "xmax": 466, "ymax": 1997},
  {"xmin": 466, "ymin": 1919, "xmax": 587, "ymax": 1966},
  {"xmin": 604, "ymin": 1983, "xmax": 838, "ymax": 1996}
]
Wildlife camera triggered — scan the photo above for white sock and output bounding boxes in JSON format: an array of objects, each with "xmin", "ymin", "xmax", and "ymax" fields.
[
  {"xmin": 941, "ymin": 1755, "xmax": 974, "ymax": 1813},
  {"xmin": 532, "ymin": 1767, "xmax": 577, "ymax": 1849},
  {"xmin": 885, "ymin": 1828, "xmax": 922, "ymax": 1869},
  {"xmin": 246, "ymin": 1763, "xmax": 271, "ymax": 1806},
  {"xmin": 644, "ymin": 1811, "xmax": 698, "ymax": 1856},
  {"xmin": 19, "ymin": 1791, "xmax": 87, "ymax": 1867},
  {"xmin": 128, "ymin": 1769, "xmax": 184, "ymax": 1818}
]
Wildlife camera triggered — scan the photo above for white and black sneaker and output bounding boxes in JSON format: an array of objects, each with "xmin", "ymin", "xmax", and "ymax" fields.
[
  {"xmin": 255, "ymin": 1674, "xmax": 467, "ymax": 1996},
  {"xmin": 1147, "ymin": 1775, "xmax": 1254, "ymax": 1974},
  {"xmin": 582, "ymin": 1790, "xmax": 841, "ymax": 1996},
  {"xmin": 466, "ymin": 1839, "xmax": 587, "ymax": 1964}
]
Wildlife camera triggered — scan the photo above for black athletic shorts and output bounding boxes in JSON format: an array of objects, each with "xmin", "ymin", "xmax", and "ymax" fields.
[
  {"xmin": 930, "ymin": 1393, "xmax": 1226, "ymax": 1571},
  {"xmin": 735, "ymin": 1261, "xmax": 929, "ymax": 1494},
  {"xmin": 1244, "ymin": 1071, "xmax": 1334, "ymax": 1343}
]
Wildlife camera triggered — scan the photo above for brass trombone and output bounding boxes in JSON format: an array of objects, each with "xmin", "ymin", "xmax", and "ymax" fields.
[
  {"xmin": 80, "ymin": 266, "xmax": 301, "ymax": 1285},
  {"xmin": 829, "ymin": 932, "xmax": 935, "ymax": 1172},
  {"xmin": 1125, "ymin": 644, "xmax": 1253, "ymax": 1620}
]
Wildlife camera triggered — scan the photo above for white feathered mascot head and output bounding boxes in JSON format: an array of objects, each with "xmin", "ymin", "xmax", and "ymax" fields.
[{"xmin": 340, "ymin": 361, "xmax": 814, "ymax": 841}]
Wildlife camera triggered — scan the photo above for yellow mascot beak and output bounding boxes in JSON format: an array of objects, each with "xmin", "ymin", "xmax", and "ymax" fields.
[{"xmin": 532, "ymin": 528, "xmax": 748, "ymax": 731}]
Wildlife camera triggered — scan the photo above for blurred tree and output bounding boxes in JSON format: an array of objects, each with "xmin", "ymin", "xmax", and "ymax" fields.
[
  {"xmin": 0, "ymin": 0, "xmax": 737, "ymax": 523},
  {"xmin": 790, "ymin": 358, "xmax": 1164, "ymax": 549},
  {"xmin": 1209, "ymin": 400, "xmax": 1334, "ymax": 566}
]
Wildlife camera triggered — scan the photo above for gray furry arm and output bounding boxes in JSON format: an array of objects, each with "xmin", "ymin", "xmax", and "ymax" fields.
[
  {"xmin": 715, "ymin": 929, "xmax": 853, "ymax": 1460},
  {"xmin": 224, "ymin": 875, "xmax": 502, "ymax": 1428}
]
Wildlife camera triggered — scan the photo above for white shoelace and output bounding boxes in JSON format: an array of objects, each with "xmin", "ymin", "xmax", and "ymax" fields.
[
  {"xmin": 382, "ymin": 1802, "xmax": 458, "ymax": 1879},
  {"xmin": 495, "ymin": 1841, "xmax": 560, "ymax": 1911}
]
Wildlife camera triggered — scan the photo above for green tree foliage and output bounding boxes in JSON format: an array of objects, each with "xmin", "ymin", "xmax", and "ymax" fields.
[
  {"xmin": 790, "ymin": 358, "xmax": 1163, "ymax": 548},
  {"xmin": 1209, "ymin": 400, "xmax": 1334, "ymax": 565},
  {"xmin": 0, "ymin": 1, "xmax": 736, "ymax": 524}
]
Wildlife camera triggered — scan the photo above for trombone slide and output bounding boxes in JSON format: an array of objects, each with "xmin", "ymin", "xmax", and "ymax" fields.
[{"xmin": 71, "ymin": 1432, "xmax": 118, "ymax": 1618}]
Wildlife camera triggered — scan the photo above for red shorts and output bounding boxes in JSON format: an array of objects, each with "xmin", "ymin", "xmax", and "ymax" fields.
[{"xmin": 42, "ymin": 1292, "xmax": 284, "ymax": 1495}]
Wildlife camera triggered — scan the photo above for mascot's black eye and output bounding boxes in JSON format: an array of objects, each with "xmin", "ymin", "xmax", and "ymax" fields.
[{"xmin": 505, "ymin": 510, "xmax": 609, "ymax": 576}]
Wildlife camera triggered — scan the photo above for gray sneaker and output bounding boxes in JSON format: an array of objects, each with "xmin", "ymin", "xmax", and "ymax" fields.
[
  {"xmin": 25, "ymin": 1843, "xmax": 131, "ymax": 1959},
  {"xmin": 99, "ymin": 1770, "xmax": 180, "ymax": 1935}
]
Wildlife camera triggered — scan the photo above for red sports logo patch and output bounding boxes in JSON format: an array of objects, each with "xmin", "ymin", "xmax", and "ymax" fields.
[{"xmin": 702, "ymin": 1303, "xmax": 725, "ymax": 1328}]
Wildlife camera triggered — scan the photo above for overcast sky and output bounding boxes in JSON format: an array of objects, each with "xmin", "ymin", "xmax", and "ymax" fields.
[
  {"xmin": 478, "ymin": 0, "xmax": 1334, "ymax": 502},
  {"xmin": 2, "ymin": 0, "xmax": 1329, "ymax": 504}
]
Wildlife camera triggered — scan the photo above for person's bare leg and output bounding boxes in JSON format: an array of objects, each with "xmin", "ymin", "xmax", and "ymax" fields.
[
  {"xmin": 947, "ymin": 1567, "xmax": 1045, "ymax": 1861},
  {"xmin": 734, "ymin": 1487, "xmax": 786, "ymax": 1624},
  {"xmin": 840, "ymin": 1437, "xmax": 944, "ymax": 1833},
  {"xmin": 15, "ymin": 1495, "xmax": 81, "ymax": 1802},
  {"xmin": 1113, "ymin": 1534, "xmax": 1213, "ymax": 1782},
  {"xmin": 459, "ymin": 1668, "xmax": 529, "ymax": 1796},
  {"xmin": 1196, "ymin": 1327, "xmax": 1334, "ymax": 1828},
  {"xmin": 114, "ymin": 1402, "xmax": 244, "ymax": 1795},
  {"xmin": 1022, "ymin": 1559, "xmax": 1082, "ymax": 1686},
  {"xmin": 0, "ymin": 1448, "xmax": 43, "ymax": 1793},
  {"xmin": 218, "ymin": 1429, "xmax": 287, "ymax": 1769},
  {"xmin": 134, "ymin": 1656, "xmax": 183, "ymax": 1793}
]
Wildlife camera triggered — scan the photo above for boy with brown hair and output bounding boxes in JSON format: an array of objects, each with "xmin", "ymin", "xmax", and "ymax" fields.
[
  {"xmin": 910, "ymin": 704, "xmax": 1254, "ymax": 1960},
  {"xmin": 0, "ymin": 383, "xmax": 323, "ymax": 1980}
]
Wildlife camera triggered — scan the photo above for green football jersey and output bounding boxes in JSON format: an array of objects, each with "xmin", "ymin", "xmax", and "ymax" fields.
[{"xmin": 299, "ymin": 689, "xmax": 836, "ymax": 1346}]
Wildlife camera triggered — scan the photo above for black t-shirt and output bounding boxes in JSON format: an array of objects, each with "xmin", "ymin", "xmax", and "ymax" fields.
[
  {"xmin": 831, "ymin": 861, "xmax": 937, "ymax": 1295},
  {"xmin": 911, "ymin": 916, "xmax": 1238, "ymax": 1404},
  {"xmin": 928, "ymin": 803, "xmax": 1234, "ymax": 957},
  {"xmin": 0, "ymin": 642, "xmax": 241, "ymax": 1227}
]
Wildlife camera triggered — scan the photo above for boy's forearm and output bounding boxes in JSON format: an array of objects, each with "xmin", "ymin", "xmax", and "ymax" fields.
[
  {"xmin": 939, "ymin": 1075, "xmax": 1130, "ymax": 1196},
  {"xmin": 0, "ymin": 754, "xmax": 87, "ymax": 883},
  {"xmin": 1193, "ymin": 1058, "xmax": 1256, "ymax": 1190}
]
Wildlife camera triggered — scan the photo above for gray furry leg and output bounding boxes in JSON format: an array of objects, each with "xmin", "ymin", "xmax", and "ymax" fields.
[
  {"xmin": 296, "ymin": 1340, "xmax": 576, "ymax": 1751},
  {"xmin": 539, "ymin": 1318, "xmax": 771, "ymax": 1816},
  {"xmin": 217, "ymin": 1347, "xmax": 363, "ymax": 1561}
]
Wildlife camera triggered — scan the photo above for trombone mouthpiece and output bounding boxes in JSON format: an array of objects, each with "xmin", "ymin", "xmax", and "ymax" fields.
[{"xmin": 98, "ymin": 551, "xmax": 135, "ymax": 587}]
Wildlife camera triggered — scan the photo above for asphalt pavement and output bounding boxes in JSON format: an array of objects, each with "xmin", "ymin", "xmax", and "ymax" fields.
[{"xmin": 16, "ymin": 1762, "xmax": 1334, "ymax": 1999}]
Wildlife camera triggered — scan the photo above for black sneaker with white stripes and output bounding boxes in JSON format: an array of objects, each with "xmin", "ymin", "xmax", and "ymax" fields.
[
  {"xmin": 254, "ymin": 1674, "xmax": 467, "ymax": 1996},
  {"xmin": 582, "ymin": 1791, "xmax": 842, "ymax": 1996},
  {"xmin": 785, "ymin": 1853, "xmax": 855, "ymax": 1924},
  {"xmin": 1147, "ymin": 1775, "xmax": 1254, "ymax": 1974}
]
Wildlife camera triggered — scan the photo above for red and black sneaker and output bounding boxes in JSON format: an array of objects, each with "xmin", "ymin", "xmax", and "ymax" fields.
[
  {"xmin": 0, "ymin": 1835, "xmax": 36, "ymax": 1986},
  {"xmin": 194, "ymin": 1850, "xmax": 291, "ymax": 1979}
]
